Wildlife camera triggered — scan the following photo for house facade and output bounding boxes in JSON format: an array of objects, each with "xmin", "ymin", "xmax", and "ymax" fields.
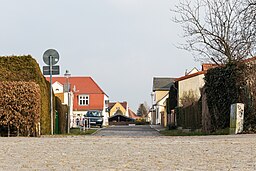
[
  {"xmin": 47, "ymin": 77, "xmax": 109, "ymax": 127},
  {"xmin": 108, "ymin": 101, "xmax": 129, "ymax": 117},
  {"xmin": 151, "ymin": 77, "xmax": 175, "ymax": 125}
]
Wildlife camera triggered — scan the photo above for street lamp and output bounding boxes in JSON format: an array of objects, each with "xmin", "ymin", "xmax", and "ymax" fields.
[
  {"xmin": 150, "ymin": 92, "xmax": 155, "ymax": 125},
  {"xmin": 64, "ymin": 70, "xmax": 71, "ymax": 134}
]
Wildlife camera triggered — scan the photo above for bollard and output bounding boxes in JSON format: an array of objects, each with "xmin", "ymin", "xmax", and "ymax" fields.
[{"xmin": 230, "ymin": 103, "xmax": 244, "ymax": 134}]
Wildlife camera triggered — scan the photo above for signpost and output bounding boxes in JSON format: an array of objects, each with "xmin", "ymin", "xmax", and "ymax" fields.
[
  {"xmin": 43, "ymin": 49, "xmax": 60, "ymax": 135},
  {"xmin": 43, "ymin": 66, "xmax": 60, "ymax": 75}
]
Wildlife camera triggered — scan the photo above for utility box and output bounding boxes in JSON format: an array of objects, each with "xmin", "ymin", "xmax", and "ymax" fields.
[{"xmin": 230, "ymin": 103, "xmax": 244, "ymax": 134}]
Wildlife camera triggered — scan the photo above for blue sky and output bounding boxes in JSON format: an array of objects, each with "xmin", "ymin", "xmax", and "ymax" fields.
[{"xmin": 0, "ymin": 0, "xmax": 200, "ymax": 111}]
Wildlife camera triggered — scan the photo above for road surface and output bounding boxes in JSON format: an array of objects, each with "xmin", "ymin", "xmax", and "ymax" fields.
[{"xmin": 93, "ymin": 125, "xmax": 161, "ymax": 137}]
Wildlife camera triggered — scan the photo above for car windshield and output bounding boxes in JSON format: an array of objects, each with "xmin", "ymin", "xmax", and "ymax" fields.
[{"xmin": 86, "ymin": 111, "xmax": 102, "ymax": 117}]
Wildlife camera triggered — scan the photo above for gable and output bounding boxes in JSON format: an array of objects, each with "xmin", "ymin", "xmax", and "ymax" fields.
[
  {"xmin": 175, "ymin": 71, "xmax": 206, "ymax": 82},
  {"xmin": 186, "ymin": 67, "xmax": 199, "ymax": 75},
  {"xmin": 109, "ymin": 102, "xmax": 127, "ymax": 116},
  {"xmin": 156, "ymin": 93, "xmax": 169, "ymax": 106},
  {"xmin": 52, "ymin": 81, "xmax": 63, "ymax": 94}
]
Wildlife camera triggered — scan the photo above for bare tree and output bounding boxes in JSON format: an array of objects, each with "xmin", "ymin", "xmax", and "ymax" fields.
[
  {"xmin": 137, "ymin": 103, "xmax": 149, "ymax": 118},
  {"xmin": 173, "ymin": 0, "xmax": 256, "ymax": 64}
]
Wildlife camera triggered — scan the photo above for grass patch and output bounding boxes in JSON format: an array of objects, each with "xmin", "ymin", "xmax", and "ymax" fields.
[
  {"xmin": 68, "ymin": 128, "xmax": 97, "ymax": 135},
  {"xmin": 160, "ymin": 128, "xmax": 230, "ymax": 136}
]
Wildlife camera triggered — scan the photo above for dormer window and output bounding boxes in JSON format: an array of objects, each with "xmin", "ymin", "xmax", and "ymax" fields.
[{"xmin": 79, "ymin": 95, "xmax": 89, "ymax": 106}]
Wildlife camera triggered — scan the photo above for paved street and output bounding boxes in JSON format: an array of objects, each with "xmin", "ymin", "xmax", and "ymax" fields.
[
  {"xmin": 93, "ymin": 125, "xmax": 161, "ymax": 137},
  {"xmin": 0, "ymin": 134, "xmax": 256, "ymax": 170}
]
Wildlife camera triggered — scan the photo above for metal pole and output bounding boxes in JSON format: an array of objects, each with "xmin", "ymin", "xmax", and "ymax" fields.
[
  {"xmin": 67, "ymin": 92, "xmax": 70, "ymax": 133},
  {"xmin": 50, "ymin": 56, "xmax": 53, "ymax": 135}
]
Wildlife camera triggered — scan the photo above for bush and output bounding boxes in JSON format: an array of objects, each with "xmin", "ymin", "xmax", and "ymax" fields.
[
  {"xmin": 0, "ymin": 55, "xmax": 51, "ymax": 134},
  {"xmin": 0, "ymin": 81, "xmax": 41, "ymax": 136}
]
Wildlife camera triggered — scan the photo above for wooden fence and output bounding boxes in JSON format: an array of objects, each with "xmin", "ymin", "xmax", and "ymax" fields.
[{"xmin": 175, "ymin": 101, "xmax": 202, "ymax": 130}]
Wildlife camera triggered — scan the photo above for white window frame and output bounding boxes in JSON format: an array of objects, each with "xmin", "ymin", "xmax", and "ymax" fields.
[{"xmin": 78, "ymin": 95, "xmax": 89, "ymax": 106}]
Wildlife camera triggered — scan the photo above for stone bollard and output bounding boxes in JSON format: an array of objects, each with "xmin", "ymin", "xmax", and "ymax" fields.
[{"xmin": 230, "ymin": 103, "xmax": 244, "ymax": 134}]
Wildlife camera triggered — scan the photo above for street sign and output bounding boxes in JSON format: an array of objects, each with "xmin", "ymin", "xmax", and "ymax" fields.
[
  {"xmin": 43, "ymin": 49, "xmax": 60, "ymax": 66},
  {"xmin": 42, "ymin": 49, "xmax": 60, "ymax": 135},
  {"xmin": 43, "ymin": 65, "xmax": 60, "ymax": 75}
]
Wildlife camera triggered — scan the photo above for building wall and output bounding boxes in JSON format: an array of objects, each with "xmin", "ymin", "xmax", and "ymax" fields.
[
  {"xmin": 155, "ymin": 94, "xmax": 169, "ymax": 125},
  {"xmin": 178, "ymin": 74, "xmax": 205, "ymax": 107},
  {"xmin": 51, "ymin": 80, "xmax": 108, "ymax": 127},
  {"xmin": 102, "ymin": 95, "xmax": 109, "ymax": 126},
  {"xmin": 73, "ymin": 93, "xmax": 104, "ymax": 111},
  {"xmin": 154, "ymin": 91, "xmax": 169, "ymax": 104},
  {"xmin": 109, "ymin": 102, "xmax": 127, "ymax": 117},
  {"xmin": 52, "ymin": 82, "xmax": 64, "ymax": 94}
]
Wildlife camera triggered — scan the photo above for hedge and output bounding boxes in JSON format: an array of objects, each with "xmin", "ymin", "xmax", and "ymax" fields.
[{"xmin": 0, "ymin": 55, "xmax": 51, "ymax": 134}]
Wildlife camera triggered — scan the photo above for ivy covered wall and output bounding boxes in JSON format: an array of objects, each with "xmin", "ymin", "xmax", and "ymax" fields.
[{"xmin": 204, "ymin": 63, "xmax": 256, "ymax": 131}]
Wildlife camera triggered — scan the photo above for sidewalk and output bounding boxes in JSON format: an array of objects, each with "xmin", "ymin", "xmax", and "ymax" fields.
[{"xmin": 150, "ymin": 124, "xmax": 166, "ymax": 132}]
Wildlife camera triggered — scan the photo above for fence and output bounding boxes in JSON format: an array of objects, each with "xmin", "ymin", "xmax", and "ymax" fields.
[{"xmin": 175, "ymin": 101, "xmax": 202, "ymax": 130}]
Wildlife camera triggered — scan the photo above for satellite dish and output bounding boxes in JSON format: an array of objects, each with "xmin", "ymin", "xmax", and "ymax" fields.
[{"xmin": 43, "ymin": 49, "xmax": 60, "ymax": 66}]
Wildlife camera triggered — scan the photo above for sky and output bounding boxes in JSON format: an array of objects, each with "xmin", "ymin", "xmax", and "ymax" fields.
[{"xmin": 0, "ymin": 0, "xmax": 200, "ymax": 111}]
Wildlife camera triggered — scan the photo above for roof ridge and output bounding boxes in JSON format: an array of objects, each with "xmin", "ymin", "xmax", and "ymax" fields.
[{"xmin": 88, "ymin": 77, "xmax": 107, "ymax": 96}]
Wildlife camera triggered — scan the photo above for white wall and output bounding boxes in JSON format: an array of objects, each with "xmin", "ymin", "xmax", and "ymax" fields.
[
  {"xmin": 52, "ymin": 82, "xmax": 63, "ymax": 94},
  {"xmin": 102, "ymin": 95, "xmax": 109, "ymax": 126}
]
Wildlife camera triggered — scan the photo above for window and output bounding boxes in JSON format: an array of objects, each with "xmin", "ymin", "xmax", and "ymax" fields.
[{"xmin": 79, "ymin": 95, "xmax": 89, "ymax": 106}]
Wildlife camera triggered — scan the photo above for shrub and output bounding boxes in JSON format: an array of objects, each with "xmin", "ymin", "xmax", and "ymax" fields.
[
  {"xmin": 0, "ymin": 81, "xmax": 41, "ymax": 136},
  {"xmin": 0, "ymin": 55, "xmax": 51, "ymax": 134}
]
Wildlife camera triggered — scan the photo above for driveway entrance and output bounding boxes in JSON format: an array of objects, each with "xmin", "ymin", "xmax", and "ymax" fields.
[{"xmin": 93, "ymin": 125, "xmax": 161, "ymax": 137}]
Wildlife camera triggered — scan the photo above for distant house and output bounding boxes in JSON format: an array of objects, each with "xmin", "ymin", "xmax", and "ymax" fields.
[
  {"xmin": 108, "ymin": 101, "xmax": 141, "ymax": 124},
  {"xmin": 108, "ymin": 101, "xmax": 129, "ymax": 117},
  {"xmin": 46, "ymin": 76, "xmax": 109, "ymax": 127},
  {"xmin": 151, "ymin": 77, "xmax": 176, "ymax": 125},
  {"xmin": 128, "ymin": 109, "xmax": 141, "ymax": 120}
]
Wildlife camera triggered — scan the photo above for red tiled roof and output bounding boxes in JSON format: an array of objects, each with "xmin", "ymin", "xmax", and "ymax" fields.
[
  {"xmin": 108, "ymin": 102, "xmax": 115, "ymax": 110},
  {"xmin": 175, "ymin": 71, "xmax": 206, "ymax": 82},
  {"xmin": 120, "ymin": 102, "xmax": 127, "ymax": 109},
  {"xmin": 201, "ymin": 63, "xmax": 218, "ymax": 71},
  {"xmin": 46, "ymin": 76, "xmax": 106, "ymax": 95},
  {"xmin": 177, "ymin": 56, "xmax": 256, "ymax": 82},
  {"xmin": 243, "ymin": 56, "xmax": 256, "ymax": 63},
  {"xmin": 128, "ymin": 109, "xmax": 141, "ymax": 119}
]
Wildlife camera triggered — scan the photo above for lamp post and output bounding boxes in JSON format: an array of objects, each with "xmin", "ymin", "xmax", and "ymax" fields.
[
  {"xmin": 64, "ymin": 70, "xmax": 71, "ymax": 134},
  {"xmin": 150, "ymin": 92, "xmax": 155, "ymax": 125}
]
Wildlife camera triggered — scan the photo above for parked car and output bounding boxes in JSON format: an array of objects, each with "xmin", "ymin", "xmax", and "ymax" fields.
[{"xmin": 84, "ymin": 110, "xmax": 103, "ymax": 128}]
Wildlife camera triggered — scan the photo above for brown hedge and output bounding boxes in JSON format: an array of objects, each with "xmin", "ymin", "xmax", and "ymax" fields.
[
  {"xmin": 0, "ymin": 55, "xmax": 51, "ymax": 134},
  {"xmin": 0, "ymin": 81, "xmax": 41, "ymax": 136}
]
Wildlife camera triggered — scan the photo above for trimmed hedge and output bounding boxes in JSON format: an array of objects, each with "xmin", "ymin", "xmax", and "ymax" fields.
[
  {"xmin": 55, "ymin": 97, "xmax": 68, "ymax": 134},
  {"xmin": 0, "ymin": 55, "xmax": 51, "ymax": 134},
  {"xmin": 0, "ymin": 81, "xmax": 41, "ymax": 136}
]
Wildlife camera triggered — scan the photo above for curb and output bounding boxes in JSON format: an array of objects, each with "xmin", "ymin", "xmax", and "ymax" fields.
[
  {"xmin": 91, "ymin": 125, "xmax": 115, "ymax": 135},
  {"xmin": 150, "ymin": 125, "xmax": 163, "ymax": 132}
]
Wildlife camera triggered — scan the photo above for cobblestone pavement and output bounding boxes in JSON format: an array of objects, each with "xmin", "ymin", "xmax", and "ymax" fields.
[
  {"xmin": 0, "ymin": 134, "xmax": 256, "ymax": 170},
  {"xmin": 93, "ymin": 125, "xmax": 161, "ymax": 136}
]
